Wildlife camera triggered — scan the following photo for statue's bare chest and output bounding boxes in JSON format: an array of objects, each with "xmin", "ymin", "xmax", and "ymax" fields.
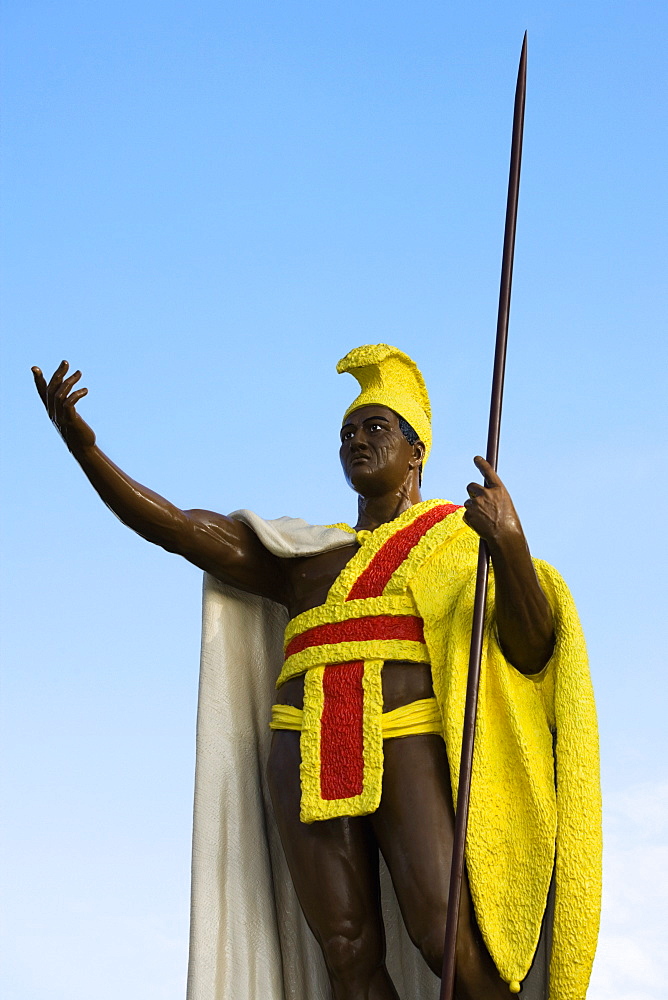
[{"xmin": 285, "ymin": 543, "xmax": 359, "ymax": 619}]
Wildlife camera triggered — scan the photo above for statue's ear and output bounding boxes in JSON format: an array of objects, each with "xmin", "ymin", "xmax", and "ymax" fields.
[
  {"xmin": 411, "ymin": 440, "xmax": 426, "ymax": 484},
  {"xmin": 411, "ymin": 440, "xmax": 426, "ymax": 467}
]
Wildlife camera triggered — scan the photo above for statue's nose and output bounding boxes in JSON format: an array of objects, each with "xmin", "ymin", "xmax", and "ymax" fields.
[{"xmin": 350, "ymin": 430, "xmax": 369, "ymax": 450}]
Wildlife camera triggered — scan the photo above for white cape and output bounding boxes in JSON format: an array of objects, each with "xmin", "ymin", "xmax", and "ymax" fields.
[{"xmin": 185, "ymin": 512, "xmax": 550, "ymax": 1000}]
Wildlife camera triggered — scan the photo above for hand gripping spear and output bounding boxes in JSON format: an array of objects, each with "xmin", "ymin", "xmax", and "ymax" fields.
[{"xmin": 439, "ymin": 34, "xmax": 527, "ymax": 1000}]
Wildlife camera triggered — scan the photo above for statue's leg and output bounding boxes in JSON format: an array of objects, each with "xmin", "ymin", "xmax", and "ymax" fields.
[
  {"xmin": 268, "ymin": 730, "xmax": 400, "ymax": 1000},
  {"xmin": 371, "ymin": 734, "xmax": 509, "ymax": 1000}
]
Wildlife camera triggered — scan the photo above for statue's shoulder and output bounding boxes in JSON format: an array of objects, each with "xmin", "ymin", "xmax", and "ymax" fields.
[{"xmin": 228, "ymin": 509, "xmax": 354, "ymax": 558}]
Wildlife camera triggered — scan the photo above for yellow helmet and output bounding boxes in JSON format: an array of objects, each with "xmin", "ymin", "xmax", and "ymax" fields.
[{"xmin": 337, "ymin": 344, "xmax": 432, "ymax": 464}]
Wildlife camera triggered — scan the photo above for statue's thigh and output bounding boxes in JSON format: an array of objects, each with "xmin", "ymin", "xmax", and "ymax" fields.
[
  {"xmin": 372, "ymin": 735, "xmax": 456, "ymax": 940},
  {"xmin": 267, "ymin": 730, "xmax": 384, "ymax": 952},
  {"xmin": 374, "ymin": 736, "xmax": 509, "ymax": 996}
]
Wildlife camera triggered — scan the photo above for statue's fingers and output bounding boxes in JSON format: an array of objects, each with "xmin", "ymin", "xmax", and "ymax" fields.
[
  {"xmin": 64, "ymin": 387, "xmax": 88, "ymax": 407},
  {"xmin": 56, "ymin": 370, "xmax": 82, "ymax": 401},
  {"xmin": 47, "ymin": 360, "xmax": 69, "ymax": 393},
  {"xmin": 473, "ymin": 455, "xmax": 502, "ymax": 487},
  {"xmin": 466, "ymin": 481, "xmax": 485, "ymax": 499},
  {"xmin": 46, "ymin": 361, "xmax": 69, "ymax": 416},
  {"xmin": 32, "ymin": 366, "xmax": 48, "ymax": 404},
  {"xmin": 462, "ymin": 505, "xmax": 477, "ymax": 530}
]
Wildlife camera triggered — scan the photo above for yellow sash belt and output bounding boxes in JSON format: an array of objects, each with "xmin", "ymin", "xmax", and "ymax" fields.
[{"xmin": 271, "ymin": 697, "xmax": 443, "ymax": 739}]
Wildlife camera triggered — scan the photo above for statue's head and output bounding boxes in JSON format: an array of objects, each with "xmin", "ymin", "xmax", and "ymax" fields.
[{"xmin": 337, "ymin": 345, "xmax": 430, "ymax": 496}]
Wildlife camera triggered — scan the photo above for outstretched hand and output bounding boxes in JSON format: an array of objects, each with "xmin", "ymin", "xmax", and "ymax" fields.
[
  {"xmin": 32, "ymin": 360, "xmax": 96, "ymax": 451},
  {"xmin": 462, "ymin": 456, "xmax": 523, "ymax": 551}
]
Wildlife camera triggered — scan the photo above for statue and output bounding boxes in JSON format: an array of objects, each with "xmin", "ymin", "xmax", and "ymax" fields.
[{"xmin": 32, "ymin": 344, "xmax": 601, "ymax": 1000}]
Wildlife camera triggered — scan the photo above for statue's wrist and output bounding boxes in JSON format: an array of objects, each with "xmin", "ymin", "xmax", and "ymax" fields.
[
  {"xmin": 486, "ymin": 521, "xmax": 526, "ymax": 560},
  {"xmin": 66, "ymin": 435, "xmax": 96, "ymax": 460}
]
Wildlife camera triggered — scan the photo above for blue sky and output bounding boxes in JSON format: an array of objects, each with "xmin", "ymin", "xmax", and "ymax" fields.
[{"xmin": 2, "ymin": 2, "xmax": 667, "ymax": 998}]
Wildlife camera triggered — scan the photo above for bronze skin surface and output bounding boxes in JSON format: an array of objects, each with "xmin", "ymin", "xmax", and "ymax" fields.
[{"xmin": 33, "ymin": 361, "xmax": 554, "ymax": 1000}]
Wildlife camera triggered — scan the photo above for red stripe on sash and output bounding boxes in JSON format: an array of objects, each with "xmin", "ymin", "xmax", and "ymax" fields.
[
  {"xmin": 320, "ymin": 661, "xmax": 365, "ymax": 799},
  {"xmin": 286, "ymin": 614, "xmax": 425, "ymax": 659},
  {"xmin": 346, "ymin": 504, "xmax": 462, "ymax": 600}
]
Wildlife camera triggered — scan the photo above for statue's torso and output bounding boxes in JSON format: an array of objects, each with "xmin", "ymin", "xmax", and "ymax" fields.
[{"xmin": 278, "ymin": 541, "xmax": 433, "ymax": 712}]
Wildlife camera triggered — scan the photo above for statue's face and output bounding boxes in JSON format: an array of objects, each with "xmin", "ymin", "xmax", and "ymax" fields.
[{"xmin": 339, "ymin": 404, "xmax": 421, "ymax": 497}]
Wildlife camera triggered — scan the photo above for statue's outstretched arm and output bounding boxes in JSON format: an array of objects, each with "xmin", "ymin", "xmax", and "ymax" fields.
[
  {"xmin": 462, "ymin": 456, "xmax": 555, "ymax": 676},
  {"xmin": 32, "ymin": 361, "xmax": 288, "ymax": 604}
]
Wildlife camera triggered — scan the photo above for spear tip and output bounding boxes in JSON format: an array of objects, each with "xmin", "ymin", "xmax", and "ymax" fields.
[{"xmin": 520, "ymin": 32, "xmax": 528, "ymax": 75}]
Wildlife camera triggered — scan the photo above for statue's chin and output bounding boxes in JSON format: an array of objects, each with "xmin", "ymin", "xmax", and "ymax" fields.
[
  {"xmin": 346, "ymin": 467, "xmax": 396, "ymax": 499},
  {"xmin": 347, "ymin": 471, "xmax": 377, "ymax": 496}
]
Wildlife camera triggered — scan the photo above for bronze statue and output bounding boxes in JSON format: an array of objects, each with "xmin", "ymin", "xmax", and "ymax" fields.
[{"xmin": 32, "ymin": 346, "xmax": 600, "ymax": 1000}]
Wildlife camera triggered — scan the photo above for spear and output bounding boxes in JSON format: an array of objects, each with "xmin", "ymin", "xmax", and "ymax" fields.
[{"xmin": 439, "ymin": 33, "xmax": 527, "ymax": 1000}]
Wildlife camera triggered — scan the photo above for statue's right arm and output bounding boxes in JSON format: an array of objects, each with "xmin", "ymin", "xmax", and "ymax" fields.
[{"xmin": 32, "ymin": 362, "xmax": 289, "ymax": 605}]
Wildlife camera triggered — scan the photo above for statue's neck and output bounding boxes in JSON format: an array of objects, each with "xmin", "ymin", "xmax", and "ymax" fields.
[{"xmin": 354, "ymin": 485, "xmax": 423, "ymax": 532}]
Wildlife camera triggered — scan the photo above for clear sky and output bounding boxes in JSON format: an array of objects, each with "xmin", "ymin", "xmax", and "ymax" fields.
[{"xmin": 2, "ymin": 2, "xmax": 666, "ymax": 998}]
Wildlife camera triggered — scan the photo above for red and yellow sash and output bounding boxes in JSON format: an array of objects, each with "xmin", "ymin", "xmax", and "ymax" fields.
[{"xmin": 277, "ymin": 500, "xmax": 465, "ymax": 822}]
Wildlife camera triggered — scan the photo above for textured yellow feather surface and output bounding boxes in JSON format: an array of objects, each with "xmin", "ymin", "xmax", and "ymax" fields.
[{"xmin": 408, "ymin": 509, "xmax": 602, "ymax": 997}]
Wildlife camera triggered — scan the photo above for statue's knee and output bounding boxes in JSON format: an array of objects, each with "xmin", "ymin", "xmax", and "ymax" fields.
[
  {"xmin": 411, "ymin": 905, "xmax": 486, "ymax": 981},
  {"xmin": 321, "ymin": 925, "xmax": 380, "ymax": 982},
  {"xmin": 414, "ymin": 924, "xmax": 445, "ymax": 977}
]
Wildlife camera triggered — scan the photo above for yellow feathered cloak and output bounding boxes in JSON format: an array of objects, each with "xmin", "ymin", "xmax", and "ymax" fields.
[{"xmin": 399, "ymin": 501, "xmax": 602, "ymax": 997}]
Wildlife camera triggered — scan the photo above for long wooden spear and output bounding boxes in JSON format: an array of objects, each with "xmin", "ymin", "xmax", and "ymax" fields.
[{"xmin": 439, "ymin": 33, "xmax": 527, "ymax": 1000}]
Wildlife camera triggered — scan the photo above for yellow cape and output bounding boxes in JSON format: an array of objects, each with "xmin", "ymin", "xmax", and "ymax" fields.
[{"xmin": 402, "ymin": 503, "xmax": 601, "ymax": 998}]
